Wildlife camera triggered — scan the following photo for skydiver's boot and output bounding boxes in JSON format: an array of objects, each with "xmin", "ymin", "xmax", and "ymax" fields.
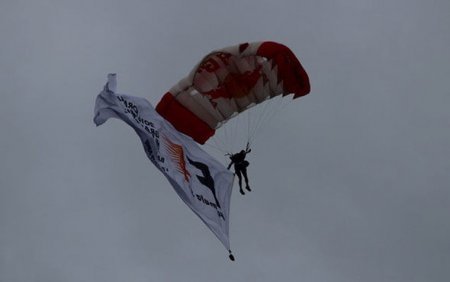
[
  {"xmin": 239, "ymin": 187, "xmax": 245, "ymax": 195},
  {"xmin": 246, "ymin": 185, "xmax": 251, "ymax": 192}
]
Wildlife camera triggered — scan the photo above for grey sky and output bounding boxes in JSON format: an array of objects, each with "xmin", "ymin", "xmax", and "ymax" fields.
[{"xmin": 1, "ymin": 0, "xmax": 450, "ymax": 281}]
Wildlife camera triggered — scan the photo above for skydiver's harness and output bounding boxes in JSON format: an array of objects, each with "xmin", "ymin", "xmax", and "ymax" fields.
[
  {"xmin": 231, "ymin": 155, "xmax": 249, "ymax": 170},
  {"xmin": 226, "ymin": 144, "xmax": 251, "ymax": 171}
]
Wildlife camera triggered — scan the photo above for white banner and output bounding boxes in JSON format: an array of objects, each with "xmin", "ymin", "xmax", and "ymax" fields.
[{"xmin": 94, "ymin": 74, "xmax": 235, "ymax": 257}]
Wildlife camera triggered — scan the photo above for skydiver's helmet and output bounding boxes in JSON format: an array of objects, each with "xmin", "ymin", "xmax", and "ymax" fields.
[{"xmin": 240, "ymin": 150, "xmax": 245, "ymax": 155}]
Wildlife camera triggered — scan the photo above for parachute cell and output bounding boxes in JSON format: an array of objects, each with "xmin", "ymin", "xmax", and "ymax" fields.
[{"xmin": 156, "ymin": 41, "xmax": 310, "ymax": 144}]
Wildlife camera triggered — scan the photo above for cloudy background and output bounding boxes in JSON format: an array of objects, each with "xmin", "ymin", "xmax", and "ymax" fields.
[{"xmin": 1, "ymin": 0, "xmax": 450, "ymax": 281}]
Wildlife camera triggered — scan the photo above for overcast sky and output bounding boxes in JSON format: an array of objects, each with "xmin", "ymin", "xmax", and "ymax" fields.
[{"xmin": 1, "ymin": 0, "xmax": 450, "ymax": 281}]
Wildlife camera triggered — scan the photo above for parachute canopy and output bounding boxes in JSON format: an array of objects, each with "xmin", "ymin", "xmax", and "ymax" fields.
[{"xmin": 156, "ymin": 41, "xmax": 310, "ymax": 144}]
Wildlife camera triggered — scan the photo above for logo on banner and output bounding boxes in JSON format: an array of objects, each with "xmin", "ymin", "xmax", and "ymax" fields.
[
  {"xmin": 164, "ymin": 137, "xmax": 191, "ymax": 182},
  {"xmin": 163, "ymin": 137, "xmax": 225, "ymax": 220}
]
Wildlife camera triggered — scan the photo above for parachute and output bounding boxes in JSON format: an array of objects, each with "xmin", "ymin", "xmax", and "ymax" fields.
[
  {"xmin": 94, "ymin": 42, "xmax": 311, "ymax": 259},
  {"xmin": 156, "ymin": 41, "xmax": 310, "ymax": 152}
]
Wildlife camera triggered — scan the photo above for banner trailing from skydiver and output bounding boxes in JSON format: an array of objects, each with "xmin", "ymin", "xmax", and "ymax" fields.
[{"xmin": 94, "ymin": 74, "xmax": 235, "ymax": 256}]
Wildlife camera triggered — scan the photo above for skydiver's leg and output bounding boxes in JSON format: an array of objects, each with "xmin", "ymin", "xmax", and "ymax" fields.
[
  {"xmin": 242, "ymin": 168, "xmax": 251, "ymax": 191},
  {"xmin": 235, "ymin": 170, "xmax": 244, "ymax": 195}
]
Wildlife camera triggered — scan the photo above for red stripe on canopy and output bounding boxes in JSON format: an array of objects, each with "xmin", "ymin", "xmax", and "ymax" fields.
[
  {"xmin": 156, "ymin": 93, "xmax": 215, "ymax": 144},
  {"xmin": 257, "ymin": 41, "xmax": 310, "ymax": 98}
]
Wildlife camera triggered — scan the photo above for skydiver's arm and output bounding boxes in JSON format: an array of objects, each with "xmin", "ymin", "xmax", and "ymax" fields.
[
  {"xmin": 245, "ymin": 148, "xmax": 252, "ymax": 154},
  {"xmin": 227, "ymin": 160, "xmax": 234, "ymax": 170}
]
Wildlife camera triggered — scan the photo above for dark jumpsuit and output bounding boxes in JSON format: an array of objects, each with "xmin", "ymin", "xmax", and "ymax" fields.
[{"xmin": 227, "ymin": 150, "xmax": 251, "ymax": 194}]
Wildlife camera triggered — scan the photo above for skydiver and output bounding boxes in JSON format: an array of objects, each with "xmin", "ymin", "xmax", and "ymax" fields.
[{"xmin": 227, "ymin": 146, "xmax": 251, "ymax": 195}]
